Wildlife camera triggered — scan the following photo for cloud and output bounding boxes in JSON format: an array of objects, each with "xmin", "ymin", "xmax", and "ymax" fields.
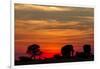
[
  {"xmin": 15, "ymin": 4, "xmax": 73, "ymax": 11},
  {"xmin": 15, "ymin": 19, "xmax": 93, "ymax": 32},
  {"xmin": 15, "ymin": 4, "xmax": 94, "ymax": 33},
  {"xmin": 15, "ymin": 3, "xmax": 94, "ymax": 45},
  {"xmin": 15, "ymin": 4, "xmax": 94, "ymax": 22}
]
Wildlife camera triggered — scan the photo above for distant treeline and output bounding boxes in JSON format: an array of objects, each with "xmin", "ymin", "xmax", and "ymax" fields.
[{"xmin": 15, "ymin": 44, "xmax": 94, "ymax": 65}]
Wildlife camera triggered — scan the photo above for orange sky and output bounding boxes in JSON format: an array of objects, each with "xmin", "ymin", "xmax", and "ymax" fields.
[{"xmin": 15, "ymin": 4, "xmax": 94, "ymax": 60}]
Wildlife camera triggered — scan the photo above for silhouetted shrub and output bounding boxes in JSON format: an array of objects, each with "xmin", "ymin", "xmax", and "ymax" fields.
[
  {"xmin": 53, "ymin": 54, "xmax": 61, "ymax": 59},
  {"xmin": 19, "ymin": 56, "xmax": 32, "ymax": 62}
]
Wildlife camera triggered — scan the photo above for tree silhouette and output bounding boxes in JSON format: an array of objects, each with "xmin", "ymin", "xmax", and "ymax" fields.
[
  {"xmin": 75, "ymin": 44, "xmax": 93, "ymax": 60},
  {"xmin": 61, "ymin": 45, "xmax": 74, "ymax": 58},
  {"xmin": 82, "ymin": 44, "xmax": 92, "ymax": 59},
  {"xmin": 83, "ymin": 44, "xmax": 91, "ymax": 53},
  {"xmin": 26, "ymin": 44, "xmax": 42, "ymax": 60}
]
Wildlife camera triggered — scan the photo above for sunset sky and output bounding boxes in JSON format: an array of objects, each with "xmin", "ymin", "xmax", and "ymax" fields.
[{"xmin": 15, "ymin": 4, "xmax": 94, "ymax": 60}]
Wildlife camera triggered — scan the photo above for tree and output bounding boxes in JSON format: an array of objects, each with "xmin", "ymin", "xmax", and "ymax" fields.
[
  {"xmin": 75, "ymin": 44, "xmax": 93, "ymax": 60},
  {"xmin": 61, "ymin": 45, "xmax": 74, "ymax": 58},
  {"xmin": 82, "ymin": 44, "xmax": 92, "ymax": 59},
  {"xmin": 26, "ymin": 44, "xmax": 42, "ymax": 60},
  {"xmin": 83, "ymin": 44, "xmax": 91, "ymax": 53}
]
